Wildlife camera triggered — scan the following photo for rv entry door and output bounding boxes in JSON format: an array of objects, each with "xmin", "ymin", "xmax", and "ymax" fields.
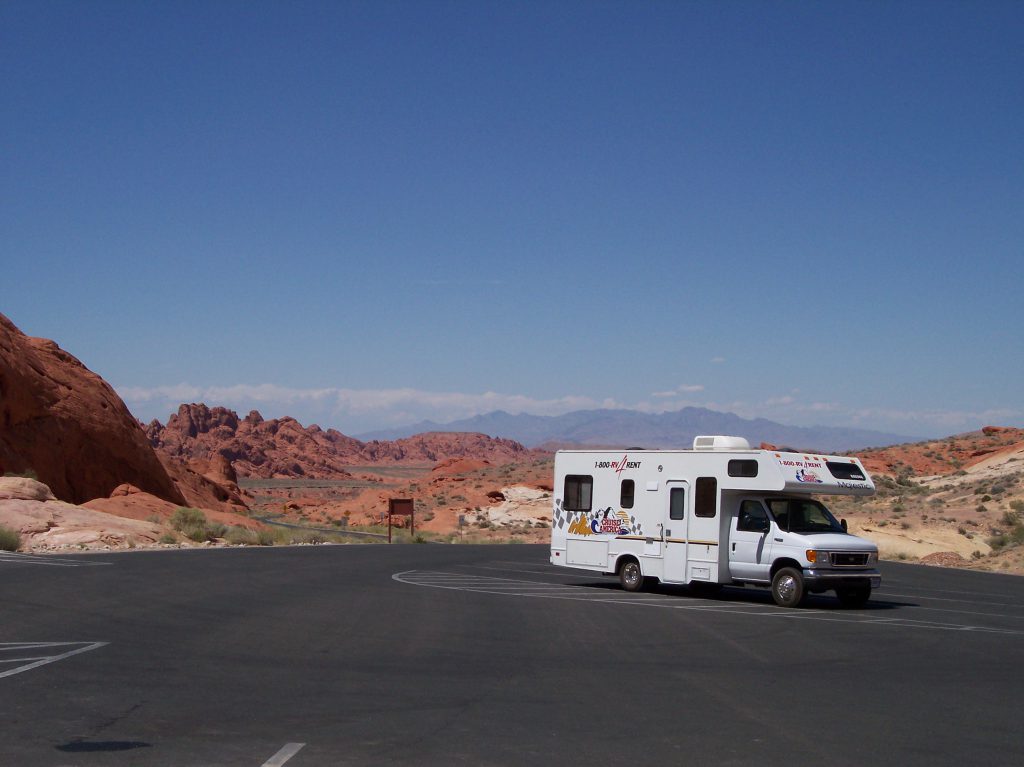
[{"xmin": 663, "ymin": 481, "xmax": 689, "ymax": 583}]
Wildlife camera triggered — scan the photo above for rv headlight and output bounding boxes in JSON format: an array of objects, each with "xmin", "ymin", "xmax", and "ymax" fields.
[
  {"xmin": 867, "ymin": 551, "xmax": 878, "ymax": 565},
  {"xmin": 806, "ymin": 550, "xmax": 831, "ymax": 566}
]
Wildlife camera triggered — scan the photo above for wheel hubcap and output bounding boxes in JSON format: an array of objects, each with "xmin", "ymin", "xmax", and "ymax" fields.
[
  {"xmin": 625, "ymin": 565, "xmax": 639, "ymax": 584},
  {"xmin": 777, "ymin": 575, "xmax": 796, "ymax": 600}
]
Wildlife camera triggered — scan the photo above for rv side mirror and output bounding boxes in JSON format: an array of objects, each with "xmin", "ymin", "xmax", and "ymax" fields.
[{"xmin": 841, "ymin": 518, "xmax": 848, "ymax": 533}]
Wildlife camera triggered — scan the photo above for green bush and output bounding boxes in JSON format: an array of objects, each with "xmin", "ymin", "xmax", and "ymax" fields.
[
  {"xmin": 170, "ymin": 507, "xmax": 207, "ymax": 531},
  {"xmin": 158, "ymin": 532, "xmax": 177, "ymax": 545},
  {"xmin": 0, "ymin": 524, "xmax": 22, "ymax": 552},
  {"xmin": 170, "ymin": 507, "xmax": 227, "ymax": 542}
]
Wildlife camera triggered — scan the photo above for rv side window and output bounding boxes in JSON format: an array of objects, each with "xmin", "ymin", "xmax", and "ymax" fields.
[
  {"xmin": 728, "ymin": 459, "xmax": 758, "ymax": 478},
  {"xmin": 695, "ymin": 477, "xmax": 717, "ymax": 518},
  {"xmin": 669, "ymin": 487, "xmax": 685, "ymax": 520},
  {"xmin": 826, "ymin": 461, "xmax": 866, "ymax": 481},
  {"xmin": 564, "ymin": 475, "xmax": 593, "ymax": 512},
  {"xmin": 620, "ymin": 479, "xmax": 635, "ymax": 509}
]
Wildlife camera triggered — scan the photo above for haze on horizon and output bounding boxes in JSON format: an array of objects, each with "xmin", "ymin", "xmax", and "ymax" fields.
[{"xmin": 2, "ymin": 1, "xmax": 1021, "ymax": 440}]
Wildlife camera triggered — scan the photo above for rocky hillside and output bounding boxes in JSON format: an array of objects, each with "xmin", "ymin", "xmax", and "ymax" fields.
[
  {"xmin": 828, "ymin": 427, "xmax": 1024, "ymax": 572},
  {"xmin": 0, "ymin": 313, "xmax": 242, "ymax": 513},
  {"xmin": 146, "ymin": 403, "xmax": 532, "ymax": 479},
  {"xmin": 853, "ymin": 426, "xmax": 1024, "ymax": 477}
]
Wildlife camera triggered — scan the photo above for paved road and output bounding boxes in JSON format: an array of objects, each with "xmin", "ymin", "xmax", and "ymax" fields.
[{"xmin": 2, "ymin": 545, "xmax": 1023, "ymax": 766}]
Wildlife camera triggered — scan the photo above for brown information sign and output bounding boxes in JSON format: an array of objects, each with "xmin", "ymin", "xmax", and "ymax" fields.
[{"xmin": 387, "ymin": 498, "xmax": 415, "ymax": 543}]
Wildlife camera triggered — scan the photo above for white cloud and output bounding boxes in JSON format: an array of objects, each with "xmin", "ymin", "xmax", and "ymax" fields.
[
  {"xmin": 117, "ymin": 383, "xmax": 622, "ymax": 433},
  {"xmin": 652, "ymin": 384, "xmax": 704, "ymax": 398},
  {"xmin": 116, "ymin": 382, "xmax": 1023, "ymax": 440}
]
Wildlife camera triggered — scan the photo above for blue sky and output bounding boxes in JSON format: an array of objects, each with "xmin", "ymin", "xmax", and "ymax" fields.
[{"xmin": 2, "ymin": 0, "xmax": 1021, "ymax": 438}]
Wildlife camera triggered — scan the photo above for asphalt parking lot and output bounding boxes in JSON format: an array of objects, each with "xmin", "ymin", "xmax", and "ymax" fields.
[{"xmin": 2, "ymin": 544, "xmax": 1023, "ymax": 766}]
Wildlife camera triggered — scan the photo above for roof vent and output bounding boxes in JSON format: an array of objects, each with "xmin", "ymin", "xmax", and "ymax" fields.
[{"xmin": 693, "ymin": 435, "xmax": 751, "ymax": 451}]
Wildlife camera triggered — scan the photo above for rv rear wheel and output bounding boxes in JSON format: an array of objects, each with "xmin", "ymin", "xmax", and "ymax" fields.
[
  {"xmin": 619, "ymin": 559, "xmax": 644, "ymax": 592},
  {"xmin": 771, "ymin": 567, "xmax": 805, "ymax": 608},
  {"xmin": 836, "ymin": 584, "xmax": 871, "ymax": 608}
]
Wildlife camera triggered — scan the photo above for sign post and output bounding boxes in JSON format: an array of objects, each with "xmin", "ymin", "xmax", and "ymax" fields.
[{"xmin": 387, "ymin": 498, "xmax": 415, "ymax": 543}]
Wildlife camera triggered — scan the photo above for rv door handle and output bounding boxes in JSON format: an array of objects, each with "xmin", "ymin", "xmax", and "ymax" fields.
[
  {"xmin": 731, "ymin": 543, "xmax": 736, "ymax": 552},
  {"xmin": 774, "ymin": 537, "xmax": 783, "ymax": 542}
]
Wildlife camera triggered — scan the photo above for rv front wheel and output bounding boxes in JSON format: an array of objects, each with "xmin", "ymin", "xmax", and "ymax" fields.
[
  {"xmin": 619, "ymin": 559, "xmax": 644, "ymax": 592},
  {"xmin": 771, "ymin": 567, "xmax": 805, "ymax": 608}
]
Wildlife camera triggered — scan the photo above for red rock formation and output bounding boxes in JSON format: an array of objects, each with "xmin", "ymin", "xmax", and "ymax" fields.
[
  {"xmin": 0, "ymin": 313, "xmax": 188, "ymax": 505},
  {"xmin": 147, "ymin": 404, "xmax": 531, "ymax": 479},
  {"xmin": 0, "ymin": 313, "xmax": 245, "ymax": 513},
  {"xmin": 853, "ymin": 427, "xmax": 1024, "ymax": 476}
]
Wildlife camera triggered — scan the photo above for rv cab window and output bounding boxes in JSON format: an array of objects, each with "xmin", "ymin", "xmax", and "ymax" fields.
[
  {"xmin": 766, "ymin": 498, "xmax": 844, "ymax": 534},
  {"xmin": 737, "ymin": 501, "xmax": 770, "ymax": 532}
]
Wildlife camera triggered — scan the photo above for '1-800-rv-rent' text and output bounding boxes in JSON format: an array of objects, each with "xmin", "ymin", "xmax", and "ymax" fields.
[{"xmin": 549, "ymin": 436, "xmax": 880, "ymax": 608}]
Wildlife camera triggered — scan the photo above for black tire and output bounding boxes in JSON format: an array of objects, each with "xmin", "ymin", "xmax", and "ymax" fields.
[
  {"xmin": 836, "ymin": 584, "xmax": 871, "ymax": 608},
  {"xmin": 771, "ymin": 567, "xmax": 805, "ymax": 608},
  {"xmin": 619, "ymin": 559, "xmax": 644, "ymax": 592}
]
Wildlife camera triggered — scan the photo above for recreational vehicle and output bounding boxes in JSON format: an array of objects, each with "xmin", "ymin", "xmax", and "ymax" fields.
[{"xmin": 549, "ymin": 436, "xmax": 880, "ymax": 607}]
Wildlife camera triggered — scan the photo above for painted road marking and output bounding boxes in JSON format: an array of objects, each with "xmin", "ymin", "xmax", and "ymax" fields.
[
  {"xmin": 261, "ymin": 742, "xmax": 305, "ymax": 766},
  {"xmin": 0, "ymin": 642, "xmax": 109, "ymax": 680},
  {"xmin": 393, "ymin": 570, "xmax": 1024, "ymax": 636},
  {"xmin": 0, "ymin": 553, "xmax": 111, "ymax": 567}
]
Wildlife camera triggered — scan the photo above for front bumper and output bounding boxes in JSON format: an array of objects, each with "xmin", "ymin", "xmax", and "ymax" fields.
[{"xmin": 804, "ymin": 569, "xmax": 881, "ymax": 590}]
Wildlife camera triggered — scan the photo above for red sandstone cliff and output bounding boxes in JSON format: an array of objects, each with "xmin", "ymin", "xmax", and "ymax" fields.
[{"xmin": 0, "ymin": 313, "xmax": 244, "ymax": 512}]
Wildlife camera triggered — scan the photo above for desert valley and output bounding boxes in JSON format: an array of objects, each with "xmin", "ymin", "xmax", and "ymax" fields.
[{"xmin": 2, "ymin": 312, "xmax": 1023, "ymax": 574}]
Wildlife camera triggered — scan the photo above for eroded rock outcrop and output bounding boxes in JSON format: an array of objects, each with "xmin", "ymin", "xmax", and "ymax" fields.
[
  {"xmin": 147, "ymin": 403, "xmax": 530, "ymax": 479},
  {"xmin": 0, "ymin": 313, "xmax": 245, "ymax": 513},
  {"xmin": 0, "ymin": 314, "xmax": 186, "ymax": 505}
]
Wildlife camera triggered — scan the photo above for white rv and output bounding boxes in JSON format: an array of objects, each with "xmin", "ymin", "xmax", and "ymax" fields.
[{"xmin": 549, "ymin": 436, "xmax": 880, "ymax": 608}]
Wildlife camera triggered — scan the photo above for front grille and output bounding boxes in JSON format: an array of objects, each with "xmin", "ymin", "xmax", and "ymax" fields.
[{"xmin": 831, "ymin": 552, "xmax": 870, "ymax": 567}]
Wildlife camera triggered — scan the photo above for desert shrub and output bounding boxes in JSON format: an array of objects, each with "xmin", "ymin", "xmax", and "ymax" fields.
[
  {"xmin": 0, "ymin": 524, "xmax": 22, "ymax": 552},
  {"xmin": 158, "ymin": 532, "xmax": 177, "ymax": 545},
  {"xmin": 170, "ymin": 507, "xmax": 206, "ymax": 531},
  {"xmin": 226, "ymin": 527, "xmax": 257, "ymax": 545},
  {"xmin": 170, "ymin": 507, "xmax": 224, "ymax": 542},
  {"xmin": 1003, "ymin": 510, "xmax": 1021, "ymax": 526},
  {"xmin": 982, "ymin": 495, "xmax": 992, "ymax": 503},
  {"xmin": 256, "ymin": 529, "xmax": 276, "ymax": 546},
  {"xmin": 3, "ymin": 469, "xmax": 38, "ymax": 480},
  {"xmin": 1010, "ymin": 500, "xmax": 1024, "ymax": 513},
  {"xmin": 293, "ymin": 531, "xmax": 327, "ymax": 544}
]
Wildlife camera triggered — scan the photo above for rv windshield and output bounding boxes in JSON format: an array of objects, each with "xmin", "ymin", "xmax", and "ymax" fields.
[{"xmin": 766, "ymin": 498, "xmax": 844, "ymax": 534}]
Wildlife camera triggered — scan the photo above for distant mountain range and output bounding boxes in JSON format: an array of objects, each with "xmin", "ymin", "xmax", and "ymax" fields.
[{"xmin": 356, "ymin": 407, "xmax": 918, "ymax": 453}]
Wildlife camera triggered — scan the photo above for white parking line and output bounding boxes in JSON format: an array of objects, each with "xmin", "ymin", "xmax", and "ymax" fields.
[
  {"xmin": 0, "ymin": 553, "xmax": 111, "ymax": 567},
  {"xmin": 261, "ymin": 742, "xmax": 305, "ymax": 766},
  {"xmin": 393, "ymin": 570, "xmax": 1024, "ymax": 635},
  {"xmin": 0, "ymin": 642, "xmax": 109, "ymax": 679}
]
